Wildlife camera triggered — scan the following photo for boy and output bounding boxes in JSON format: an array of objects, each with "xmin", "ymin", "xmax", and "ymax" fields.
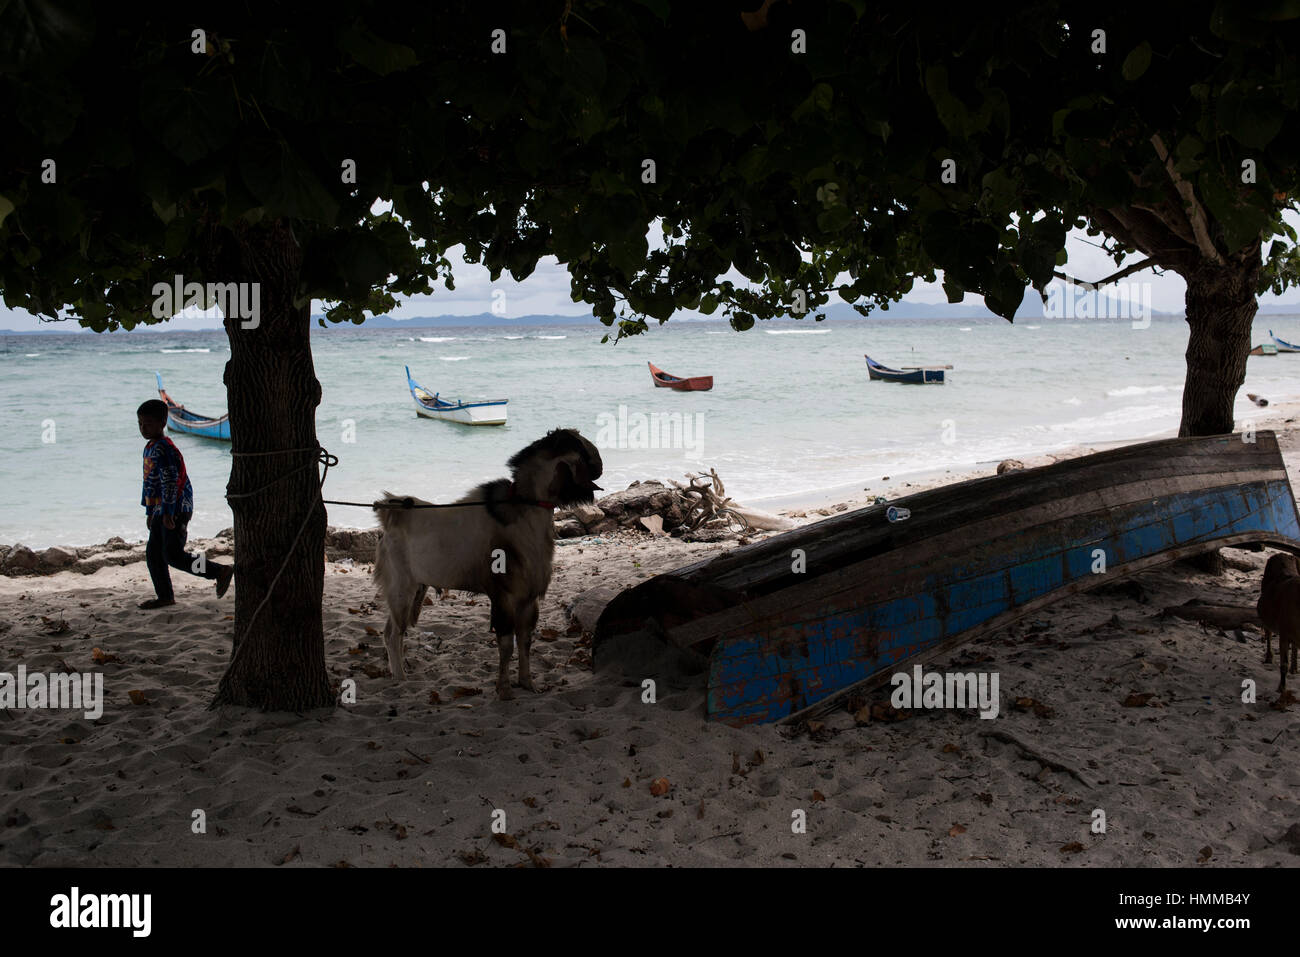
[{"xmin": 136, "ymin": 399, "xmax": 234, "ymax": 609}]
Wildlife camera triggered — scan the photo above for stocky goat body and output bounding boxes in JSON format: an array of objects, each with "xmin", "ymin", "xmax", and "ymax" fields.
[{"xmin": 372, "ymin": 429, "xmax": 603, "ymax": 698}]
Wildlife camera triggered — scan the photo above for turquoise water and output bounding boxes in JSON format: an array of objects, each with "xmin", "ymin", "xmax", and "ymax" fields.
[{"xmin": 3, "ymin": 314, "xmax": 1299, "ymax": 547}]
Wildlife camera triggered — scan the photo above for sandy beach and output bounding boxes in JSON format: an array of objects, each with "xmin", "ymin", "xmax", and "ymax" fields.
[{"xmin": 3, "ymin": 406, "xmax": 1300, "ymax": 868}]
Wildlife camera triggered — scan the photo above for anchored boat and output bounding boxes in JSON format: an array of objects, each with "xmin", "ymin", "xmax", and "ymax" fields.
[
  {"xmin": 154, "ymin": 372, "xmax": 231, "ymax": 441},
  {"xmin": 593, "ymin": 432, "xmax": 1300, "ymax": 726},
  {"xmin": 1270, "ymin": 330, "xmax": 1300, "ymax": 353},
  {"xmin": 405, "ymin": 366, "xmax": 507, "ymax": 426},
  {"xmin": 648, "ymin": 361, "xmax": 713, "ymax": 391},
  {"xmin": 865, "ymin": 354, "xmax": 949, "ymax": 384}
]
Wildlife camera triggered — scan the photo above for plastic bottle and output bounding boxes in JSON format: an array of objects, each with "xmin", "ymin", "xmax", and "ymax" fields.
[{"xmin": 886, "ymin": 506, "xmax": 910, "ymax": 523}]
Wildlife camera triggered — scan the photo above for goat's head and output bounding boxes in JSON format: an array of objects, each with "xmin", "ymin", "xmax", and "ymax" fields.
[
  {"xmin": 508, "ymin": 429, "xmax": 604, "ymax": 506},
  {"xmin": 1263, "ymin": 552, "xmax": 1300, "ymax": 585}
]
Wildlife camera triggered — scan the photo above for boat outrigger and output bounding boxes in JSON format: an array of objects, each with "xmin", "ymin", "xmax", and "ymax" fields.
[
  {"xmin": 593, "ymin": 432, "xmax": 1300, "ymax": 726},
  {"xmin": 154, "ymin": 372, "xmax": 231, "ymax": 441},
  {"xmin": 405, "ymin": 366, "xmax": 507, "ymax": 425}
]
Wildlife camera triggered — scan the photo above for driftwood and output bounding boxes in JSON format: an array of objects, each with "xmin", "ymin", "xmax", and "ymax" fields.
[
  {"xmin": 1162, "ymin": 600, "xmax": 1261, "ymax": 629},
  {"xmin": 556, "ymin": 470, "xmax": 792, "ymax": 539}
]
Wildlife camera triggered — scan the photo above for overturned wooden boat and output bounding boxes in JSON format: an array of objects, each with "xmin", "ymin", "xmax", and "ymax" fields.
[
  {"xmin": 865, "ymin": 354, "xmax": 948, "ymax": 384},
  {"xmin": 154, "ymin": 372, "xmax": 231, "ymax": 441},
  {"xmin": 1270, "ymin": 330, "xmax": 1300, "ymax": 353},
  {"xmin": 1249, "ymin": 343, "xmax": 1279, "ymax": 356},
  {"xmin": 593, "ymin": 432, "xmax": 1300, "ymax": 726},
  {"xmin": 405, "ymin": 366, "xmax": 507, "ymax": 426},
  {"xmin": 648, "ymin": 361, "xmax": 713, "ymax": 391}
]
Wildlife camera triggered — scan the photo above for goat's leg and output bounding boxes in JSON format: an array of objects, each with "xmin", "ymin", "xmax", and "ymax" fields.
[
  {"xmin": 516, "ymin": 598, "xmax": 540, "ymax": 693},
  {"xmin": 384, "ymin": 614, "xmax": 407, "ymax": 680},
  {"xmin": 1264, "ymin": 627, "xmax": 1273, "ymax": 664},
  {"xmin": 1279, "ymin": 635, "xmax": 1289, "ymax": 694},
  {"xmin": 496, "ymin": 630, "xmax": 514, "ymax": 700},
  {"xmin": 1291, "ymin": 637, "xmax": 1296, "ymax": 675}
]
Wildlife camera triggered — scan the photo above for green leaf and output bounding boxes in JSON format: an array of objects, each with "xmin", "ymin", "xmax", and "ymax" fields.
[
  {"xmin": 1121, "ymin": 41, "xmax": 1152, "ymax": 81},
  {"xmin": 0, "ymin": 195, "xmax": 13, "ymax": 229},
  {"xmin": 1217, "ymin": 89, "xmax": 1286, "ymax": 148},
  {"xmin": 239, "ymin": 137, "xmax": 340, "ymax": 224},
  {"xmin": 729, "ymin": 311, "xmax": 755, "ymax": 332},
  {"xmin": 335, "ymin": 21, "xmax": 417, "ymax": 75},
  {"xmin": 138, "ymin": 70, "xmax": 238, "ymax": 164}
]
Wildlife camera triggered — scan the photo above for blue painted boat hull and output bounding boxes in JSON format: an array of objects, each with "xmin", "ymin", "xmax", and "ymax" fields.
[
  {"xmin": 1270, "ymin": 330, "xmax": 1300, "ymax": 353},
  {"xmin": 593, "ymin": 432, "xmax": 1300, "ymax": 726},
  {"xmin": 155, "ymin": 373, "xmax": 231, "ymax": 441}
]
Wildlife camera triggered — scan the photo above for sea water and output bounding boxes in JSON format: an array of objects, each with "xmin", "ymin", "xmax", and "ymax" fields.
[{"xmin": 2, "ymin": 314, "xmax": 1297, "ymax": 547}]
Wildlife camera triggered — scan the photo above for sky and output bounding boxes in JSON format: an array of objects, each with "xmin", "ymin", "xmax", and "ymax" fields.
[{"xmin": 4, "ymin": 216, "xmax": 1300, "ymax": 332}]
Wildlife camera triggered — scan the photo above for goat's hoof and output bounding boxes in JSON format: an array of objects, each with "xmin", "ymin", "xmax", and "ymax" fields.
[
  {"xmin": 518, "ymin": 677, "xmax": 537, "ymax": 693},
  {"xmin": 496, "ymin": 684, "xmax": 514, "ymax": 701}
]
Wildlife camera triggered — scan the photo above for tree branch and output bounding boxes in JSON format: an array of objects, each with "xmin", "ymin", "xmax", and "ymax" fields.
[
  {"xmin": 1053, "ymin": 257, "xmax": 1157, "ymax": 290},
  {"xmin": 1151, "ymin": 133, "xmax": 1226, "ymax": 266}
]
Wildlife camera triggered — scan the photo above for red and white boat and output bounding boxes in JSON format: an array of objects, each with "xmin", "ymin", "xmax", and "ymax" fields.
[{"xmin": 648, "ymin": 361, "xmax": 713, "ymax": 391}]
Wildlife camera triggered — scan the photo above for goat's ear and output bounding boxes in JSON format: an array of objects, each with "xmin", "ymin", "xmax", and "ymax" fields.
[{"xmin": 547, "ymin": 461, "xmax": 575, "ymax": 501}]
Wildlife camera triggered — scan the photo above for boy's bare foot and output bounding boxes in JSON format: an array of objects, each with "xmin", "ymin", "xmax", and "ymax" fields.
[
  {"xmin": 215, "ymin": 565, "xmax": 234, "ymax": 598},
  {"xmin": 138, "ymin": 598, "xmax": 175, "ymax": 609}
]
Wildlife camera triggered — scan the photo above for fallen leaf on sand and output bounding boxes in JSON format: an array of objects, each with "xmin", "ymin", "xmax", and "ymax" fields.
[
  {"xmin": 423, "ymin": 595, "xmax": 434, "ymax": 606},
  {"xmin": 1121, "ymin": 692, "xmax": 1155, "ymax": 707},
  {"xmin": 942, "ymin": 743, "xmax": 961, "ymax": 753},
  {"xmin": 347, "ymin": 607, "xmax": 362, "ymax": 615},
  {"xmin": 452, "ymin": 686, "xmax": 482, "ymax": 699},
  {"xmin": 40, "ymin": 616, "xmax": 70, "ymax": 635},
  {"xmin": 428, "ymin": 690, "xmax": 442, "ymax": 705},
  {"xmin": 1197, "ymin": 845, "xmax": 1213, "ymax": 863},
  {"xmin": 459, "ymin": 849, "xmax": 488, "ymax": 866},
  {"xmin": 364, "ymin": 626, "xmax": 380, "ymax": 636},
  {"xmin": 523, "ymin": 797, "xmax": 538, "ymax": 808},
  {"xmin": 538, "ymin": 628, "xmax": 560, "ymax": 640},
  {"xmin": 948, "ymin": 824, "xmax": 967, "ymax": 837},
  {"xmin": 622, "ymin": 778, "xmax": 632, "ymax": 788},
  {"xmin": 279, "ymin": 845, "xmax": 301, "ymax": 865},
  {"xmin": 127, "ymin": 690, "xmax": 149, "ymax": 706},
  {"xmin": 812, "ymin": 790, "xmax": 826, "ymax": 803},
  {"xmin": 1060, "ymin": 842, "xmax": 1085, "ymax": 854},
  {"xmin": 91, "ymin": 647, "xmax": 119, "ymax": 664},
  {"xmin": 650, "ymin": 777, "xmax": 671, "ymax": 796},
  {"xmin": 347, "ymin": 646, "xmax": 364, "ymax": 655},
  {"xmin": 493, "ymin": 833, "xmax": 519, "ymax": 849}
]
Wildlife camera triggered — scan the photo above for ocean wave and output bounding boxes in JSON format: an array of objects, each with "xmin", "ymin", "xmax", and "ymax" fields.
[
  {"xmin": 537, "ymin": 335, "xmax": 567, "ymax": 340},
  {"xmin": 959, "ymin": 327, "xmax": 972, "ymax": 332},
  {"xmin": 1106, "ymin": 384, "xmax": 1167, "ymax": 397},
  {"xmin": 160, "ymin": 348, "xmax": 211, "ymax": 353},
  {"xmin": 439, "ymin": 356, "xmax": 471, "ymax": 361},
  {"xmin": 765, "ymin": 329, "xmax": 829, "ymax": 335},
  {"xmin": 419, "ymin": 336, "xmax": 457, "ymax": 342},
  {"xmin": 1062, "ymin": 396, "xmax": 1082, "ymax": 406},
  {"xmin": 503, "ymin": 335, "xmax": 526, "ymax": 340}
]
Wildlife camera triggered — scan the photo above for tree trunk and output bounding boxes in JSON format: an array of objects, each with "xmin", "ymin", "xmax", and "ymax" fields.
[
  {"xmin": 1179, "ymin": 245, "xmax": 1262, "ymax": 437},
  {"xmin": 203, "ymin": 219, "xmax": 334, "ymax": 710}
]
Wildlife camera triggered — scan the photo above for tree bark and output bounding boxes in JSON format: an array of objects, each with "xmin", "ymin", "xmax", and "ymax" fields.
[
  {"xmin": 1179, "ymin": 244, "xmax": 1262, "ymax": 437},
  {"xmin": 202, "ymin": 218, "xmax": 335, "ymax": 711}
]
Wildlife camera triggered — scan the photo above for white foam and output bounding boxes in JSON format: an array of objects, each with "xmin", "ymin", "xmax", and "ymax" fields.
[
  {"xmin": 160, "ymin": 348, "xmax": 210, "ymax": 353},
  {"xmin": 765, "ymin": 329, "xmax": 829, "ymax": 335},
  {"xmin": 439, "ymin": 356, "xmax": 471, "ymax": 361},
  {"xmin": 537, "ymin": 335, "xmax": 567, "ymax": 340},
  {"xmin": 419, "ymin": 336, "xmax": 456, "ymax": 342},
  {"xmin": 1107, "ymin": 384, "xmax": 1168, "ymax": 397}
]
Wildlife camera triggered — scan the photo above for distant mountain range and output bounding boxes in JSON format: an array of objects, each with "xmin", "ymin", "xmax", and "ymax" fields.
[{"xmin": 5, "ymin": 295, "xmax": 1300, "ymax": 335}]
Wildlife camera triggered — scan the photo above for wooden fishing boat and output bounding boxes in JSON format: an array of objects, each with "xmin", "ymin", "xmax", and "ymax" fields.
[
  {"xmin": 648, "ymin": 361, "xmax": 713, "ymax": 391},
  {"xmin": 593, "ymin": 432, "xmax": 1300, "ymax": 726},
  {"xmin": 865, "ymin": 354, "xmax": 947, "ymax": 384},
  {"xmin": 405, "ymin": 366, "xmax": 507, "ymax": 425},
  {"xmin": 154, "ymin": 372, "xmax": 231, "ymax": 441},
  {"xmin": 1249, "ymin": 343, "xmax": 1279, "ymax": 356},
  {"xmin": 1270, "ymin": 331, "xmax": 1300, "ymax": 353}
]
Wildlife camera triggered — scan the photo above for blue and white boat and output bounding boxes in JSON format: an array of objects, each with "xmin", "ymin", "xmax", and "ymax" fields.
[
  {"xmin": 864, "ymin": 354, "xmax": 947, "ymax": 384},
  {"xmin": 405, "ymin": 366, "xmax": 507, "ymax": 426},
  {"xmin": 155, "ymin": 372, "xmax": 231, "ymax": 441},
  {"xmin": 1270, "ymin": 330, "xmax": 1300, "ymax": 353}
]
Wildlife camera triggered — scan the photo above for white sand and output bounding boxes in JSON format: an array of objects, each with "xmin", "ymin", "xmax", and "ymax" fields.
[{"xmin": 2, "ymin": 409, "xmax": 1299, "ymax": 867}]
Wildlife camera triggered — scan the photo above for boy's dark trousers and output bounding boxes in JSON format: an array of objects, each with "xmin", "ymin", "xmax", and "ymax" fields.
[{"xmin": 146, "ymin": 514, "xmax": 222, "ymax": 601}]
